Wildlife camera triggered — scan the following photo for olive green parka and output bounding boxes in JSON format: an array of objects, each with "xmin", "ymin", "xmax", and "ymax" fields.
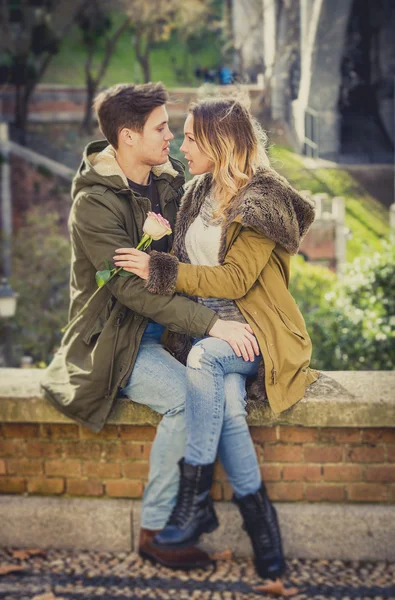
[{"xmin": 41, "ymin": 141, "xmax": 218, "ymax": 432}]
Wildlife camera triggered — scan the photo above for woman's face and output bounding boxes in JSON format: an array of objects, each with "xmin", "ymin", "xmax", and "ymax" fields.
[{"xmin": 180, "ymin": 114, "xmax": 214, "ymax": 175}]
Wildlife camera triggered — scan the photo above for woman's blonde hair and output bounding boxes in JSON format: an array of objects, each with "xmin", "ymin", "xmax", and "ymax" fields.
[{"xmin": 190, "ymin": 97, "xmax": 270, "ymax": 219}]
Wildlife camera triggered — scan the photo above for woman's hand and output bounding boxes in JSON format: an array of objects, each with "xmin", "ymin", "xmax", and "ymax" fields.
[
  {"xmin": 113, "ymin": 248, "xmax": 150, "ymax": 280},
  {"xmin": 209, "ymin": 320, "xmax": 260, "ymax": 362}
]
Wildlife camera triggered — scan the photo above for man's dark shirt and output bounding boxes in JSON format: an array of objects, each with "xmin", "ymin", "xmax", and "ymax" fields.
[{"xmin": 127, "ymin": 174, "xmax": 168, "ymax": 253}]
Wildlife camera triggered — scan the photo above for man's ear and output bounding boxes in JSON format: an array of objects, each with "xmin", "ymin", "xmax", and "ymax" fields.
[{"xmin": 120, "ymin": 127, "xmax": 134, "ymax": 146}]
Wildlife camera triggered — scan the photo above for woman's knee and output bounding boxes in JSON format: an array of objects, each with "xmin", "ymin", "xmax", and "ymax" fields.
[{"xmin": 187, "ymin": 337, "xmax": 233, "ymax": 370}]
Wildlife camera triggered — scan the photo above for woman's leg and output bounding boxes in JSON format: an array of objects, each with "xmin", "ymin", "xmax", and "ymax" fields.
[
  {"xmin": 219, "ymin": 372, "xmax": 261, "ymax": 497},
  {"xmin": 184, "ymin": 337, "xmax": 260, "ymax": 466},
  {"xmin": 154, "ymin": 337, "xmax": 260, "ymax": 549}
]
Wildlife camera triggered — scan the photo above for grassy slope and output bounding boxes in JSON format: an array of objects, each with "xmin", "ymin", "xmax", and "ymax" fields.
[
  {"xmin": 42, "ymin": 14, "xmax": 220, "ymax": 88},
  {"xmin": 270, "ymin": 145, "xmax": 390, "ymax": 262}
]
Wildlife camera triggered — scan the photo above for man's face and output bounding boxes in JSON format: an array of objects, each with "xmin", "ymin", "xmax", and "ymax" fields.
[{"xmin": 130, "ymin": 105, "xmax": 174, "ymax": 167}]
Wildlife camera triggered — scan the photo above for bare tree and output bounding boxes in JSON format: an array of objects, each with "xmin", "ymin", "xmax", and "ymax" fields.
[{"xmin": 77, "ymin": 0, "xmax": 131, "ymax": 134}]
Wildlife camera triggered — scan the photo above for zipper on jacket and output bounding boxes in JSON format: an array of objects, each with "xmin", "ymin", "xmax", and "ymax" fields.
[
  {"xmin": 107, "ymin": 310, "xmax": 125, "ymax": 396},
  {"xmin": 265, "ymin": 340, "xmax": 277, "ymax": 385}
]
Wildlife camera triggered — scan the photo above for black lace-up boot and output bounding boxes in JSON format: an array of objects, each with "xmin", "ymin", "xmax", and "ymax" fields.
[
  {"xmin": 233, "ymin": 483, "xmax": 286, "ymax": 580},
  {"xmin": 153, "ymin": 458, "xmax": 219, "ymax": 549}
]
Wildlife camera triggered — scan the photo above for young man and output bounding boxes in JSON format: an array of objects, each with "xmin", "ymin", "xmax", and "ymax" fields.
[{"xmin": 41, "ymin": 82, "xmax": 255, "ymax": 569}]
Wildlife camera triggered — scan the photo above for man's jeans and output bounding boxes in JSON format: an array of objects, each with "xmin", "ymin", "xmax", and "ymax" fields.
[{"xmin": 121, "ymin": 322, "xmax": 262, "ymax": 530}]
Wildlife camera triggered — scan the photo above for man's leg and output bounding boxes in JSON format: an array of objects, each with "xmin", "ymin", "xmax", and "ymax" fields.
[
  {"xmin": 121, "ymin": 324, "xmax": 213, "ymax": 568},
  {"xmin": 121, "ymin": 325, "xmax": 187, "ymax": 529}
]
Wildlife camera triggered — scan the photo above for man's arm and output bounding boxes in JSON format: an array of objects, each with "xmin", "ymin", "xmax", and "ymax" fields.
[{"xmin": 71, "ymin": 192, "xmax": 218, "ymax": 338}]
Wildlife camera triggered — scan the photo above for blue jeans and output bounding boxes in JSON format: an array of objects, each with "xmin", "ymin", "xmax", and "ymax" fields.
[{"xmin": 121, "ymin": 322, "xmax": 262, "ymax": 529}]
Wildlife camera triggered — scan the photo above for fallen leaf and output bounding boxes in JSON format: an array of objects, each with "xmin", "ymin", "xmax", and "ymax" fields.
[
  {"xmin": 209, "ymin": 549, "xmax": 233, "ymax": 561},
  {"xmin": 11, "ymin": 549, "xmax": 47, "ymax": 560},
  {"xmin": 254, "ymin": 577, "xmax": 299, "ymax": 596},
  {"xmin": 32, "ymin": 594, "xmax": 66, "ymax": 600},
  {"xmin": 0, "ymin": 564, "xmax": 26, "ymax": 575}
]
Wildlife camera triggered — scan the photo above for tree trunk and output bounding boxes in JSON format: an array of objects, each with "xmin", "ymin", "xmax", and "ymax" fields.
[
  {"xmin": 14, "ymin": 83, "xmax": 34, "ymax": 146},
  {"xmin": 134, "ymin": 30, "xmax": 152, "ymax": 83},
  {"xmin": 81, "ymin": 76, "xmax": 97, "ymax": 135}
]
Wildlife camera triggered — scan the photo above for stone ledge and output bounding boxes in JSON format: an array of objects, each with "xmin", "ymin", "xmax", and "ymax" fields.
[
  {"xmin": 0, "ymin": 496, "xmax": 394, "ymax": 561},
  {"xmin": 0, "ymin": 369, "xmax": 394, "ymax": 428}
]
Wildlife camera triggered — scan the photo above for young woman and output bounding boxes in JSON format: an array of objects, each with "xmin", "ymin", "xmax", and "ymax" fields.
[{"xmin": 114, "ymin": 98, "xmax": 320, "ymax": 591}]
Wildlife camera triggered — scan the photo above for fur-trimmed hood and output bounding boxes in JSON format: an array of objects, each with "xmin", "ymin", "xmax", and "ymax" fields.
[
  {"xmin": 71, "ymin": 139, "xmax": 184, "ymax": 200},
  {"xmin": 175, "ymin": 167, "xmax": 315, "ymax": 256}
]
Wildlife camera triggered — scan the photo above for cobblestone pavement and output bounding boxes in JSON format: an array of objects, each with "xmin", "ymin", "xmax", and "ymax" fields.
[{"xmin": 0, "ymin": 549, "xmax": 394, "ymax": 600}]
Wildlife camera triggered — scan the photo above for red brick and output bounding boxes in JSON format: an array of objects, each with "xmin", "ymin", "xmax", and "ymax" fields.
[
  {"xmin": 319, "ymin": 428, "xmax": 361, "ymax": 444},
  {"xmin": 250, "ymin": 427, "xmax": 278, "ymax": 443},
  {"xmin": 129, "ymin": 443, "xmax": 152, "ymax": 460},
  {"xmin": 119, "ymin": 426, "xmax": 156, "ymax": 442},
  {"xmin": 391, "ymin": 485, "xmax": 395, "ymax": 503},
  {"xmin": 0, "ymin": 460, "xmax": 6, "ymax": 474},
  {"xmin": 64, "ymin": 442, "xmax": 102, "ymax": 459},
  {"xmin": 348, "ymin": 484, "xmax": 388, "ymax": 502},
  {"xmin": 105, "ymin": 480, "xmax": 143, "ymax": 498},
  {"xmin": 260, "ymin": 465, "xmax": 282, "ymax": 481},
  {"xmin": 3, "ymin": 424, "xmax": 40, "ymax": 438},
  {"xmin": 40, "ymin": 424, "xmax": 79, "ymax": 440},
  {"xmin": 365, "ymin": 466, "xmax": 395, "ymax": 483},
  {"xmin": 283, "ymin": 465, "xmax": 322, "ymax": 482},
  {"xmin": 389, "ymin": 447, "xmax": 395, "ymax": 463},
  {"xmin": 83, "ymin": 462, "xmax": 121, "ymax": 479},
  {"xmin": 306, "ymin": 485, "xmax": 345, "ymax": 502},
  {"xmin": 67, "ymin": 479, "xmax": 104, "ymax": 496},
  {"xmin": 264, "ymin": 446, "xmax": 303, "ymax": 463},
  {"xmin": 122, "ymin": 462, "xmax": 150, "ymax": 479},
  {"xmin": 323, "ymin": 465, "xmax": 362, "ymax": 482},
  {"xmin": 25, "ymin": 441, "xmax": 63, "ymax": 458},
  {"xmin": 79, "ymin": 425, "xmax": 120, "ymax": 440},
  {"xmin": 304, "ymin": 446, "xmax": 343, "ymax": 463},
  {"xmin": 27, "ymin": 477, "xmax": 64, "ymax": 495},
  {"xmin": 361, "ymin": 428, "xmax": 395, "ymax": 443},
  {"xmin": 278, "ymin": 427, "xmax": 317, "ymax": 443},
  {"xmin": 0, "ymin": 440, "xmax": 25, "ymax": 457},
  {"xmin": 345, "ymin": 446, "xmax": 385, "ymax": 463},
  {"xmin": 0, "ymin": 477, "xmax": 26, "ymax": 493},
  {"xmin": 266, "ymin": 483, "xmax": 304, "ymax": 501},
  {"xmin": 211, "ymin": 482, "xmax": 222, "ymax": 501},
  {"xmin": 45, "ymin": 460, "xmax": 81, "ymax": 477},
  {"xmin": 6, "ymin": 459, "xmax": 43, "ymax": 476}
]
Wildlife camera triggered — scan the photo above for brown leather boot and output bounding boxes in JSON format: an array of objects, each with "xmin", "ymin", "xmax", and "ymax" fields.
[{"xmin": 138, "ymin": 528, "xmax": 214, "ymax": 570}]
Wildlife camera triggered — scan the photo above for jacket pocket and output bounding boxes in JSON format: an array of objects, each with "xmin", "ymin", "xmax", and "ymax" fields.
[
  {"xmin": 82, "ymin": 296, "xmax": 115, "ymax": 345},
  {"xmin": 275, "ymin": 306, "xmax": 306, "ymax": 341}
]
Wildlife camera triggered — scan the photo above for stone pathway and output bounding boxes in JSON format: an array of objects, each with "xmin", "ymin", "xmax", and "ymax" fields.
[{"xmin": 0, "ymin": 549, "xmax": 394, "ymax": 599}]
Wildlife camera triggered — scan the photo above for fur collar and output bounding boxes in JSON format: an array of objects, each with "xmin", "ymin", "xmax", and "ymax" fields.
[
  {"xmin": 173, "ymin": 167, "xmax": 315, "ymax": 261},
  {"xmin": 90, "ymin": 144, "xmax": 180, "ymax": 187}
]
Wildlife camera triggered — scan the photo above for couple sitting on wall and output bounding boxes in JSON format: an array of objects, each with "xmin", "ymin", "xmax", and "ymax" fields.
[{"xmin": 42, "ymin": 81, "xmax": 319, "ymax": 594}]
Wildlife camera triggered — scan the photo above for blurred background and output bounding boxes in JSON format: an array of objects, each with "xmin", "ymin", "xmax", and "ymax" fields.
[{"xmin": 0, "ymin": 0, "xmax": 394, "ymax": 373}]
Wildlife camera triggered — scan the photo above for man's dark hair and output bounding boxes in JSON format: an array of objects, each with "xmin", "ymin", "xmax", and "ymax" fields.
[{"xmin": 93, "ymin": 82, "xmax": 169, "ymax": 149}]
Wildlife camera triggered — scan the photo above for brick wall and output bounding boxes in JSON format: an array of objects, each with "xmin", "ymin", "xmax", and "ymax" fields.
[{"xmin": 0, "ymin": 423, "xmax": 394, "ymax": 503}]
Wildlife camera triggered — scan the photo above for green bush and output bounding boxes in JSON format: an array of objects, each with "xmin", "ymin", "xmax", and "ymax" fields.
[
  {"xmin": 9, "ymin": 208, "xmax": 71, "ymax": 366},
  {"xmin": 290, "ymin": 242, "xmax": 395, "ymax": 370}
]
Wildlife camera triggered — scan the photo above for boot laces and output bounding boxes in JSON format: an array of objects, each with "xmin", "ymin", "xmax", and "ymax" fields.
[{"xmin": 167, "ymin": 479, "xmax": 196, "ymax": 526}]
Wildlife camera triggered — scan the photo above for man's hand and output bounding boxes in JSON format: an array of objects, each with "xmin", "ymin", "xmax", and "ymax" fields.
[
  {"xmin": 114, "ymin": 248, "xmax": 150, "ymax": 280},
  {"xmin": 209, "ymin": 320, "xmax": 260, "ymax": 362}
]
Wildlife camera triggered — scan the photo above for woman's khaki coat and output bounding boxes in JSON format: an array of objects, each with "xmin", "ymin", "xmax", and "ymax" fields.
[{"xmin": 146, "ymin": 169, "xmax": 321, "ymax": 415}]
